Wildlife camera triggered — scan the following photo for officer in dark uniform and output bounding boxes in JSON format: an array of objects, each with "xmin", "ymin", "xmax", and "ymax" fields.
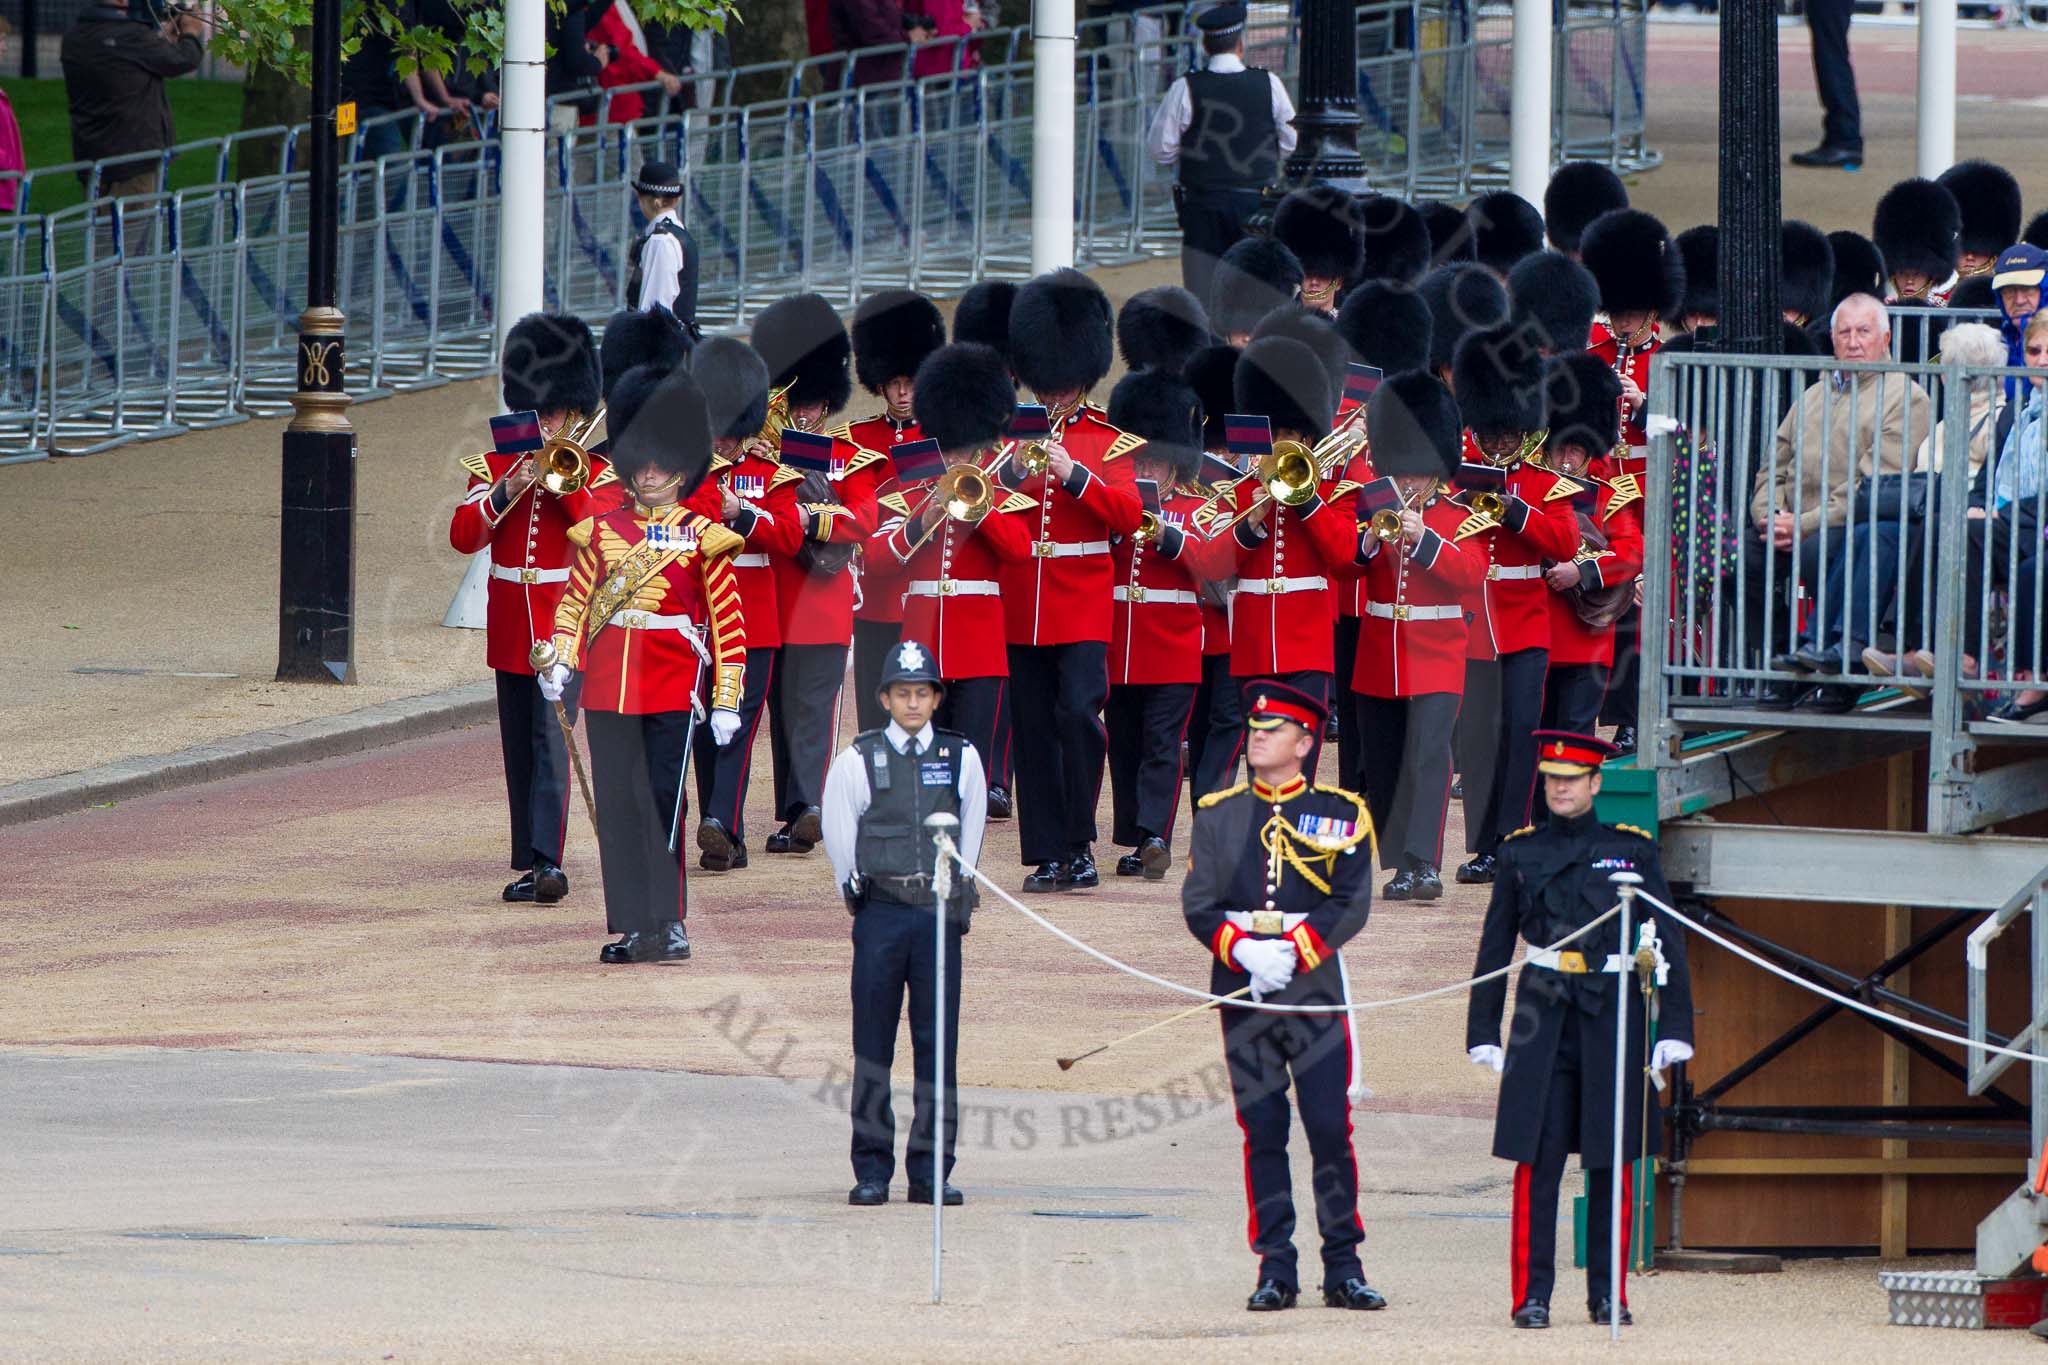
[
  {"xmin": 1183, "ymin": 681, "xmax": 1385, "ymax": 1314},
  {"xmin": 822, "ymin": 639, "xmax": 989, "ymax": 1208},
  {"xmin": 1464, "ymin": 731, "xmax": 1695, "ymax": 1329},
  {"xmin": 628, "ymin": 159, "xmax": 700, "ymax": 326},
  {"xmin": 1145, "ymin": 2, "xmax": 1298, "ymax": 305}
]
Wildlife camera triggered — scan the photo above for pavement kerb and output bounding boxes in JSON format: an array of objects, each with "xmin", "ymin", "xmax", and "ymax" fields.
[{"xmin": 0, "ymin": 682, "xmax": 497, "ymax": 829}]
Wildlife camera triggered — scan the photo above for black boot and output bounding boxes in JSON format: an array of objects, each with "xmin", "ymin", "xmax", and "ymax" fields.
[
  {"xmin": 1115, "ymin": 853, "xmax": 1145, "ymax": 877},
  {"xmin": 1246, "ymin": 1279, "xmax": 1297, "ymax": 1311},
  {"xmin": 1023, "ymin": 861, "xmax": 1067, "ymax": 893},
  {"xmin": 532, "ymin": 861, "xmax": 568, "ymax": 903},
  {"xmin": 503, "ymin": 871, "xmax": 537, "ymax": 903},
  {"xmin": 1137, "ymin": 835, "xmax": 1171, "ymax": 880},
  {"xmin": 1455, "ymin": 853, "xmax": 1495, "ymax": 884},
  {"xmin": 650, "ymin": 921, "xmax": 691, "ymax": 962},
  {"xmin": 1588, "ymin": 1298, "xmax": 1633, "ymax": 1326},
  {"xmin": 1409, "ymin": 861, "xmax": 1443, "ymax": 900},
  {"xmin": 1382, "ymin": 869, "xmax": 1416, "ymax": 900},
  {"xmin": 1512, "ymin": 1299, "xmax": 1550, "ymax": 1328},
  {"xmin": 1608, "ymin": 725, "xmax": 1637, "ymax": 757},
  {"xmin": 1064, "ymin": 850, "xmax": 1100, "ymax": 889},
  {"xmin": 697, "ymin": 819, "xmax": 740, "ymax": 872},
  {"xmin": 987, "ymin": 786, "xmax": 1013, "ymax": 819}
]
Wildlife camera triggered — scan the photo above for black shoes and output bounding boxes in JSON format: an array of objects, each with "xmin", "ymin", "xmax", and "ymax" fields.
[
  {"xmin": 1790, "ymin": 143, "xmax": 1862, "ymax": 170},
  {"xmin": 764, "ymin": 822, "xmax": 795, "ymax": 854},
  {"xmin": 1512, "ymin": 1299, "xmax": 1550, "ymax": 1329},
  {"xmin": 987, "ymin": 786, "xmax": 1013, "ymax": 820},
  {"xmin": 1754, "ymin": 679, "xmax": 1804, "ymax": 709},
  {"xmin": 503, "ymin": 871, "xmax": 537, "ymax": 903},
  {"xmin": 1455, "ymin": 854, "xmax": 1496, "ymax": 884},
  {"xmin": 532, "ymin": 861, "xmax": 568, "ymax": 903},
  {"xmin": 1409, "ymin": 862, "xmax": 1443, "ymax": 901},
  {"xmin": 599, "ymin": 923, "xmax": 691, "ymax": 964},
  {"xmin": 1065, "ymin": 850, "xmax": 1101, "ymax": 889},
  {"xmin": 847, "ymin": 1181, "xmax": 889, "ymax": 1206},
  {"xmin": 790, "ymin": 806, "xmax": 824, "ymax": 851},
  {"xmin": 1138, "ymin": 836, "xmax": 1171, "ymax": 880},
  {"xmin": 907, "ymin": 1183, "xmax": 962, "ymax": 1206},
  {"xmin": 1023, "ymin": 860, "xmax": 1067, "ymax": 892},
  {"xmin": 1382, "ymin": 869, "xmax": 1416, "ymax": 900},
  {"xmin": 1609, "ymin": 725, "xmax": 1637, "ymax": 758},
  {"xmin": 697, "ymin": 819, "xmax": 743, "ymax": 872},
  {"xmin": 1246, "ymin": 1279, "xmax": 1297, "ymax": 1311},
  {"xmin": 1322, "ymin": 1276, "xmax": 1387, "ymax": 1310},
  {"xmin": 1115, "ymin": 853, "xmax": 1145, "ymax": 877},
  {"xmin": 1589, "ymin": 1298, "xmax": 1633, "ymax": 1325},
  {"xmin": 599, "ymin": 933, "xmax": 643, "ymax": 964},
  {"xmin": 654, "ymin": 922, "xmax": 691, "ymax": 961},
  {"xmin": 1449, "ymin": 776, "xmax": 1464, "ymax": 800},
  {"xmin": 1989, "ymin": 693, "xmax": 2048, "ymax": 724},
  {"xmin": 1792, "ymin": 683, "xmax": 1861, "ymax": 714}
]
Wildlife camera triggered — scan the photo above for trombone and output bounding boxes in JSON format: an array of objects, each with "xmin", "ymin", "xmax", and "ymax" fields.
[
  {"xmin": 537, "ymin": 406, "xmax": 607, "ymax": 496},
  {"xmin": 900, "ymin": 461, "xmax": 997, "ymax": 555},
  {"xmin": 1200, "ymin": 440, "xmax": 1321, "ymax": 537}
]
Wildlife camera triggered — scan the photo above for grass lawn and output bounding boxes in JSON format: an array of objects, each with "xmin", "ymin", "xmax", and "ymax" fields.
[{"xmin": 1, "ymin": 77, "xmax": 246, "ymax": 214}]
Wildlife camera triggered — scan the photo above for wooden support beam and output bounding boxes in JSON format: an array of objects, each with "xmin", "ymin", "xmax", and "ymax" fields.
[
  {"xmin": 1684, "ymin": 1158, "xmax": 2026, "ymax": 1177},
  {"xmin": 1881, "ymin": 753, "xmax": 1913, "ymax": 1259}
]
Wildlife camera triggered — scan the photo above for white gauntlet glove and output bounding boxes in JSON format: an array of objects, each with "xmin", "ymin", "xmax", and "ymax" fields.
[
  {"xmin": 1231, "ymin": 937, "xmax": 1297, "ymax": 1001},
  {"xmin": 709, "ymin": 707, "xmax": 743, "ymax": 746},
  {"xmin": 1468, "ymin": 1044, "xmax": 1505, "ymax": 1074},
  {"xmin": 1650, "ymin": 1039, "xmax": 1694, "ymax": 1073},
  {"xmin": 537, "ymin": 663, "xmax": 572, "ymax": 702}
]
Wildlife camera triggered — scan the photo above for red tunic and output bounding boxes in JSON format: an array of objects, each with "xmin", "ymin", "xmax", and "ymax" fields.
[
  {"xmin": 1586, "ymin": 320, "xmax": 1661, "ymax": 473},
  {"xmin": 1352, "ymin": 494, "xmax": 1486, "ymax": 698},
  {"xmin": 996, "ymin": 404, "xmax": 1146, "ymax": 646},
  {"xmin": 716, "ymin": 444, "xmax": 805, "ymax": 650},
  {"xmin": 449, "ymin": 449, "xmax": 625, "ymax": 675},
  {"xmin": 769, "ymin": 427, "xmax": 886, "ymax": 646},
  {"xmin": 883, "ymin": 483, "xmax": 1033, "ymax": 678},
  {"xmin": 1456, "ymin": 438, "xmax": 1582, "ymax": 660},
  {"xmin": 1543, "ymin": 469, "xmax": 1646, "ymax": 668},
  {"xmin": 848, "ymin": 414, "xmax": 923, "ymax": 626},
  {"xmin": 1185, "ymin": 478, "xmax": 1361, "ymax": 677},
  {"xmin": 1332, "ymin": 443, "xmax": 1379, "ymax": 618},
  {"xmin": 1109, "ymin": 487, "xmax": 1209, "ymax": 686}
]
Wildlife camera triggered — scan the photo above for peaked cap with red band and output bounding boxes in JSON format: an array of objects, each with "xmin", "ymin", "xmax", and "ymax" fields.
[
  {"xmin": 1242, "ymin": 679, "xmax": 1328, "ymax": 735},
  {"xmin": 1533, "ymin": 729, "xmax": 1619, "ymax": 777}
]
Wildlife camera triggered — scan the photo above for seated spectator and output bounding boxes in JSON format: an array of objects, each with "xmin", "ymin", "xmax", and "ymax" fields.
[
  {"xmin": 1974, "ymin": 310, "xmax": 2048, "ymax": 722},
  {"xmin": 59, "ymin": 0, "xmax": 205, "ymax": 198},
  {"xmin": 1749, "ymin": 293, "xmax": 1931, "ymax": 712}
]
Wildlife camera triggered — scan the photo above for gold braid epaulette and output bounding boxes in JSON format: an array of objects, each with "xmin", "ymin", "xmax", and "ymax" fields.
[
  {"xmin": 1502, "ymin": 824, "xmax": 1537, "ymax": 842},
  {"xmin": 1197, "ymin": 781, "xmax": 1249, "ymax": 809},
  {"xmin": 1614, "ymin": 822, "xmax": 1655, "ymax": 841}
]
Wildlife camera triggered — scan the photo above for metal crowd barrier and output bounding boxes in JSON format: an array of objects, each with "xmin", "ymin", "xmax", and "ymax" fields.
[{"xmin": 0, "ymin": 0, "xmax": 1653, "ymax": 463}]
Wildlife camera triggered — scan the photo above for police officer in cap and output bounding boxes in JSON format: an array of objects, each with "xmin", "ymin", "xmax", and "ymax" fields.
[
  {"xmin": 1464, "ymin": 731, "xmax": 1695, "ymax": 1328},
  {"xmin": 1183, "ymin": 680, "xmax": 1385, "ymax": 1314},
  {"xmin": 1145, "ymin": 2, "xmax": 1298, "ymax": 305},
  {"xmin": 822, "ymin": 639, "xmax": 988, "ymax": 1207},
  {"xmin": 628, "ymin": 159, "xmax": 700, "ymax": 326}
]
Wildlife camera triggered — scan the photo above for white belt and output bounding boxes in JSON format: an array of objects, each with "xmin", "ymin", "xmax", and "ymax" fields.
[
  {"xmin": 907, "ymin": 578, "xmax": 1001, "ymax": 597},
  {"xmin": 1225, "ymin": 910, "xmax": 1309, "ymax": 934},
  {"xmin": 1487, "ymin": 564, "xmax": 1543, "ymax": 581},
  {"xmin": 1031, "ymin": 539, "xmax": 1111, "ymax": 559},
  {"xmin": 1527, "ymin": 947, "xmax": 1627, "ymax": 974},
  {"xmin": 1114, "ymin": 586, "xmax": 1198, "ymax": 604},
  {"xmin": 491, "ymin": 564, "xmax": 571, "ymax": 585},
  {"xmin": 613, "ymin": 611, "xmax": 696, "ymax": 632},
  {"xmin": 1239, "ymin": 575, "xmax": 1328, "ymax": 595},
  {"xmin": 731, "ymin": 553, "xmax": 770, "ymax": 568},
  {"xmin": 1364, "ymin": 600, "xmax": 1462, "ymax": 621}
]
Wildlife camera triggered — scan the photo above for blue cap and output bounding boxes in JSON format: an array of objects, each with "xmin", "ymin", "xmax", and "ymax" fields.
[
  {"xmin": 1992, "ymin": 243, "xmax": 2048, "ymax": 292},
  {"xmin": 1196, "ymin": 2, "xmax": 1246, "ymax": 34}
]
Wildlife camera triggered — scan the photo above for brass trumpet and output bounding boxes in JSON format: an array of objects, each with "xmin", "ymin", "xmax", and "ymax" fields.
[
  {"xmin": 1013, "ymin": 440, "xmax": 1052, "ymax": 478},
  {"xmin": 1368, "ymin": 508, "xmax": 1404, "ymax": 543},
  {"xmin": 1468, "ymin": 489, "xmax": 1505, "ymax": 520},
  {"xmin": 539, "ymin": 406, "xmax": 607, "ymax": 496},
  {"xmin": 1133, "ymin": 511, "xmax": 1163, "ymax": 543},
  {"xmin": 902, "ymin": 461, "xmax": 995, "ymax": 554}
]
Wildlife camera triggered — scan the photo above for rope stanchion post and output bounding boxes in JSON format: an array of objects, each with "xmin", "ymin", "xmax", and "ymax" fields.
[
  {"xmin": 925, "ymin": 812, "xmax": 960, "ymax": 1306},
  {"xmin": 1608, "ymin": 869, "xmax": 1642, "ymax": 1343}
]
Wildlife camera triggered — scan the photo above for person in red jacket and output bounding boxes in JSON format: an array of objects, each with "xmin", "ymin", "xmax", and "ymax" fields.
[
  {"xmin": 1181, "ymin": 343, "xmax": 1246, "ymax": 799},
  {"xmin": 848, "ymin": 290, "xmax": 948, "ymax": 732},
  {"xmin": 1537, "ymin": 354, "xmax": 1644, "ymax": 735},
  {"xmin": 449, "ymin": 313, "xmax": 616, "ymax": 907},
  {"xmin": 1103, "ymin": 371, "xmax": 1211, "ymax": 880},
  {"xmin": 1449, "ymin": 325, "xmax": 1581, "ymax": 887},
  {"xmin": 540, "ymin": 362, "xmax": 747, "ymax": 964},
  {"xmin": 1000, "ymin": 269, "xmax": 1146, "ymax": 892},
  {"xmin": 583, "ymin": 4, "xmax": 682, "ymax": 125},
  {"xmin": 750, "ymin": 294, "xmax": 887, "ymax": 856},
  {"xmin": 1350, "ymin": 372, "xmax": 1485, "ymax": 900}
]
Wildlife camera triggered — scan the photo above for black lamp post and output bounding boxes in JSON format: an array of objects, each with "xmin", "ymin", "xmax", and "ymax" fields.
[
  {"xmin": 1282, "ymin": 0, "xmax": 1368, "ymax": 193},
  {"xmin": 276, "ymin": 0, "xmax": 356, "ymax": 683},
  {"xmin": 1716, "ymin": 5, "xmax": 1782, "ymax": 353}
]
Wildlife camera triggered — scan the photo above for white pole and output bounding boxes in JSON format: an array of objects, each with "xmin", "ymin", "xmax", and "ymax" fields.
[
  {"xmin": 1608, "ymin": 870, "xmax": 1642, "ymax": 1343},
  {"xmin": 926, "ymin": 813, "xmax": 961, "ymax": 1305},
  {"xmin": 1508, "ymin": 0, "xmax": 1553, "ymax": 216},
  {"xmin": 1916, "ymin": 0, "xmax": 1957, "ymax": 180},
  {"xmin": 1031, "ymin": 0, "xmax": 1077, "ymax": 273}
]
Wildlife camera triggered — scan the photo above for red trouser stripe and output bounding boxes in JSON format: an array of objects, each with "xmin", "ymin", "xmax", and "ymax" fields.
[
  {"xmin": 1510, "ymin": 1162, "xmax": 1531, "ymax": 1310},
  {"xmin": 1232, "ymin": 1098, "xmax": 1259, "ymax": 1254},
  {"xmin": 1619, "ymin": 1164, "xmax": 1634, "ymax": 1308}
]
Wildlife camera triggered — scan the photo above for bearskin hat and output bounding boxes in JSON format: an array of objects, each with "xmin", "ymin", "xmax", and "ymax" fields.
[
  {"xmin": 1210, "ymin": 236, "xmax": 1304, "ymax": 339},
  {"xmin": 852, "ymin": 289, "xmax": 947, "ymax": 393},
  {"xmin": 750, "ymin": 292, "xmax": 853, "ymax": 412},
  {"xmin": 1273, "ymin": 185, "xmax": 1365, "ymax": 281},
  {"xmin": 1579, "ymin": 208, "xmax": 1684, "ymax": 318},
  {"xmin": 2026, "ymin": 211, "xmax": 2048, "ymax": 252},
  {"xmin": 1873, "ymin": 178, "xmax": 1962, "ymax": 282},
  {"xmin": 1938, "ymin": 159, "xmax": 2023, "ymax": 258},
  {"xmin": 1452, "ymin": 323, "xmax": 1547, "ymax": 438},
  {"xmin": 1949, "ymin": 273, "xmax": 1998, "ymax": 313},
  {"xmin": 1826, "ymin": 230, "xmax": 1887, "ymax": 309},
  {"xmin": 1107, "ymin": 370, "xmax": 1204, "ymax": 484},
  {"xmin": 1117, "ymin": 286, "xmax": 1211, "ymax": 374},
  {"xmin": 1251, "ymin": 302, "xmax": 1350, "ymax": 411},
  {"xmin": 1183, "ymin": 343, "xmax": 1241, "ymax": 452},
  {"xmin": 1420, "ymin": 263, "xmax": 1511, "ymax": 374},
  {"xmin": 1507, "ymin": 251, "xmax": 1600, "ymax": 353},
  {"xmin": 1543, "ymin": 161, "xmax": 1629, "ymax": 256},
  {"xmin": 600, "ymin": 307, "xmax": 693, "ymax": 401},
  {"xmin": 1674, "ymin": 225, "xmax": 1719, "ymax": 321},
  {"xmin": 1543, "ymin": 351, "xmax": 1622, "ymax": 458},
  {"xmin": 607, "ymin": 364, "xmax": 714, "ymax": 497},
  {"xmin": 1419, "ymin": 200, "xmax": 1476, "ymax": 266},
  {"xmin": 952, "ymin": 280, "xmax": 1019, "ymax": 365},
  {"xmin": 1335, "ymin": 281, "xmax": 1432, "ymax": 376},
  {"xmin": 1781, "ymin": 220, "xmax": 1836, "ymax": 325},
  {"xmin": 502, "ymin": 311, "xmax": 600, "ymax": 416},
  {"xmin": 1233, "ymin": 335, "xmax": 1335, "ymax": 443},
  {"xmin": 913, "ymin": 343, "xmax": 1017, "ymax": 454},
  {"xmin": 1469, "ymin": 190, "xmax": 1545, "ymax": 275},
  {"xmin": 687, "ymin": 336, "xmax": 771, "ymax": 442},
  {"xmin": 1367, "ymin": 369, "xmax": 1462, "ymax": 478},
  {"xmin": 1009, "ymin": 267, "xmax": 1115, "ymax": 396},
  {"xmin": 1354, "ymin": 194, "xmax": 1433, "ymax": 285}
]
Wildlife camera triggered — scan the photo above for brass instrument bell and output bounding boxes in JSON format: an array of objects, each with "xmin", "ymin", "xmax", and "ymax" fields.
[
  {"xmin": 1469, "ymin": 489, "xmax": 1505, "ymax": 520},
  {"xmin": 1134, "ymin": 511, "xmax": 1163, "ymax": 543},
  {"xmin": 1262, "ymin": 440, "xmax": 1319, "ymax": 507},
  {"xmin": 1015, "ymin": 440, "xmax": 1052, "ymax": 477},
  {"xmin": 1368, "ymin": 508, "xmax": 1404, "ymax": 543},
  {"xmin": 539, "ymin": 405, "xmax": 607, "ymax": 496},
  {"xmin": 903, "ymin": 461, "xmax": 995, "ymax": 554}
]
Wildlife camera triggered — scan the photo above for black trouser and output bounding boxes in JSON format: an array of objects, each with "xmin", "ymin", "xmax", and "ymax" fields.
[
  {"xmin": 1805, "ymin": 0, "xmax": 1861, "ymax": 154},
  {"xmin": 937, "ymin": 675, "xmax": 1006, "ymax": 778},
  {"xmin": 1456, "ymin": 658, "xmax": 1497, "ymax": 854},
  {"xmin": 1465, "ymin": 649, "xmax": 1548, "ymax": 855},
  {"xmin": 1357, "ymin": 691, "xmax": 1459, "ymax": 872},
  {"xmin": 1738, "ymin": 534, "xmax": 1830, "ymax": 667},
  {"xmin": 1544, "ymin": 663, "xmax": 1611, "ymax": 736},
  {"xmin": 769, "ymin": 642, "xmax": 847, "ymax": 822},
  {"xmin": 1220, "ymin": 1001, "xmax": 1364, "ymax": 1293},
  {"xmin": 495, "ymin": 669, "xmax": 573, "ymax": 872},
  {"xmin": 1189, "ymin": 650, "xmax": 1244, "ymax": 798},
  {"xmin": 990, "ymin": 679, "xmax": 1015, "ymax": 791},
  {"xmin": 849, "ymin": 896, "xmax": 963, "ymax": 1189},
  {"xmin": 1965, "ymin": 510, "xmax": 2046, "ymax": 660},
  {"xmin": 1510, "ymin": 1016, "xmax": 1633, "ymax": 1313},
  {"xmin": 693, "ymin": 645, "xmax": 774, "ymax": 842},
  {"xmin": 1599, "ymin": 606, "xmax": 1640, "ymax": 732},
  {"xmin": 1176, "ymin": 185, "xmax": 1264, "ymax": 306},
  {"xmin": 852, "ymin": 617, "xmax": 902, "ymax": 733},
  {"xmin": 1105, "ymin": 681, "xmax": 1198, "ymax": 849},
  {"xmin": 1007, "ymin": 641, "xmax": 1109, "ymax": 864},
  {"xmin": 1333, "ymin": 616, "xmax": 1365, "ymax": 791},
  {"xmin": 584, "ymin": 709, "xmax": 692, "ymax": 935}
]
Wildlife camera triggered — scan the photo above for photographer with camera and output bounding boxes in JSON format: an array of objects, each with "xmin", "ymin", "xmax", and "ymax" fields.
[{"xmin": 59, "ymin": 0, "xmax": 205, "ymax": 199}]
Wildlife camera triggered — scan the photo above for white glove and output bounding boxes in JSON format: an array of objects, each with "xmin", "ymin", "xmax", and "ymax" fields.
[
  {"xmin": 1650, "ymin": 1039, "xmax": 1694, "ymax": 1073},
  {"xmin": 1468, "ymin": 1044, "xmax": 1505, "ymax": 1074},
  {"xmin": 537, "ymin": 663, "xmax": 572, "ymax": 702},
  {"xmin": 1231, "ymin": 937, "xmax": 1297, "ymax": 1000},
  {"xmin": 709, "ymin": 707, "xmax": 742, "ymax": 747}
]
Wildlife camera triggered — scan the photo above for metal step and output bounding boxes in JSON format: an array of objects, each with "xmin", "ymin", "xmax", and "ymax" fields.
[
  {"xmin": 1879, "ymin": 1267, "xmax": 2048, "ymax": 1329},
  {"xmin": 1662, "ymin": 823, "xmax": 2048, "ymax": 912},
  {"xmin": 1980, "ymin": 1186, "xmax": 2048, "ymax": 1280}
]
